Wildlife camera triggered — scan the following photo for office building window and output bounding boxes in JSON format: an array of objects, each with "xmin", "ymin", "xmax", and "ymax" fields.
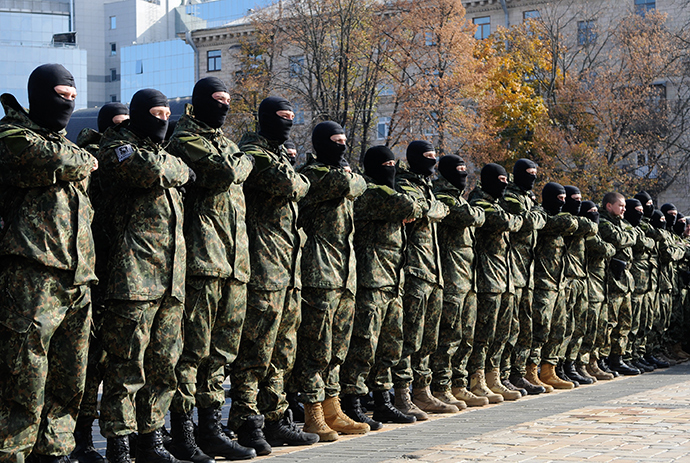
[
  {"xmin": 110, "ymin": 95, "xmax": 118, "ymax": 102},
  {"xmin": 523, "ymin": 10, "xmax": 540, "ymax": 21},
  {"xmin": 473, "ymin": 17, "xmax": 491, "ymax": 40},
  {"xmin": 289, "ymin": 55, "xmax": 305, "ymax": 78},
  {"xmin": 635, "ymin": 0, "xmax": 655, "ymax": 15},
  {"xmin": 110, "ymin": 43, "xmax": 117, "ymax": 56},
  {"xmin": 110, "ymin": 16, "xmax": 116, "ymax": 30},
  {"xmin": 377, "ymin": 117, "xmax": 390, "ymax": 140},
  {"xmin": 110, "ymin": 68, "xmax": 117, "ymax": 82},
  {"xmin": 208, "ymin": 50, "xmax": 221, "ymax": 72},
  {"xmin": 577, "ymin": 20, "xmax": 597, "ymax": 46},
  {"xmin": 135, "ymin": 60, "xmax": 143, "ymax": 74}
]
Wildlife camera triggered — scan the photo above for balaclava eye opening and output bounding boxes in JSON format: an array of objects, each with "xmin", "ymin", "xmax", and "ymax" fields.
[
  {"xmin": 406, "ymin": 140, "xmax": 436, "ymax": 177},
  {"xmin": 438, "ymin": 154, "xmax": 468, "ymax": 192},
  {"xmin": 129, "ymin": 88, "xmax": 169, "ymax": 144},
  {"xmin": 258, "ymin": 96, "xmax": 293, "ymax": 144},
  {"xmin": 634, "ymin": 191, "xmax": 654, "ymax": 218},
  {"xmin": 542, "ymin": 182, "xmax": 566, "ymax": 215},
  {"xmin": 28, "ymin": 63, "xmax": 76, "ymax": 132},
  {"xmin": 579, "ymin": 200, "xmax": 599, "ymax": 224},
  {"xmin": 562, "ymin": 185, "xmax": 581, "ymax": 215},
  {"xmin": 98, "ymin": 102, "xmax": 129, "ymax": 133},
  {"xmin": 660, "ymin": 203, "xmax": 678, "ymax": 231},
  {"xmin": 624, "ymin": 198, "xmax": 644, "ymax": 227},
  {"xmin": 312, "ymin": 121, "xmax": 347, "ymax": 167},
  {"xmin": 513, "ymin": 158, "xmax": 537, "ymax": 191},
  {"xmin": 651, "ymin": 209, "xmax": 666, "ymax": 229},
  {"xmin": 481, "ymin": 163, "xmax": 508, "ymax": 200},
  {"xmin": 363, "ymin": 145, "xmax": 396, "ymax": 189},
  {"xmin": 192, "ymin": 77, "xmax": 229, "ymax": 129}
]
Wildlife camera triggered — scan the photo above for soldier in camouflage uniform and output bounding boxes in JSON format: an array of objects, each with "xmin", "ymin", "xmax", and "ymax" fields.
[
  {"xmin": 528, "ymin": 182, "xmax": 578, "ymax": 391},
  {"xmin": 0, "ymin": 64, "xmax": 98, "ymax": 462},
  {"xmin": 96, "ymin": 89, "xmax": 191, "ymax": 463},
  {"xmin": 467, "ymin": 163, "xmax": 524, "ymax": 403},
  {"xmin": 578, "ymin": 201, "xmax": 617, "ymax": 381},
  {"xmin": 339, "ymin": 146, "xmax": 421, "ymax": 424},
  {"xmin": 429, "ymin": 155, "xmax": 487, "ymax": 408},
  {"xmin": 292, "ymin": 121, "xmax": 368, "ymax": 438},
  {"xmin": 391, "ymin": 141, "xmax": 455, "ymax": 418},
  {"xmin": 666, "ymin": 215, "xmax": 690, "ymax": 361},
  {"xmin": 227, "ymin": 97, "xmax": 316, "ymax": 455},
  {"xmin": 72, "ymin": 102, "xmax": 129, "ymax": 463},
  {"xmin": 166, "ymin": 78, "xmax": 257, "ymax": 462},
  {"xmin": 497, "ymin": 159, "xmax": 547, "ymax": 396}
]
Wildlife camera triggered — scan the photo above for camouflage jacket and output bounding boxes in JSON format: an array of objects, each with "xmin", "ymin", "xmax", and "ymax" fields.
[
  {"xmin": 396, "ymin": 168, "xmax": 448, "ymax": 286},
  {"xmin": 585, "ymin": 233, "xmax": 616, "ymax": 303},
  {"xmin": 241, "ymin": 131, "xmax": 309, "ymax": 290},
  {"xmin": 533, "ymin": 212, "xmax": 579, "ymax": 291},
  {"xmin": 630, "ymin": 219, "xmax": 662, "ymax": 294},
  {"xmin": 469, "ymin": 186, "xmax": 523, "ymax": 294},
  {"xmin": 77, "ymin": 127, "xmax": 101, "ymax": 156},
  {"xmin": 657, "ymin": 229, "xmax": 686, "ymax": 293},
  {"xmin": 97, "ymin": 121, "xmax": 188, "ymax": 301},
  {"xmin": 499, "ymin": 182, "xmax": 547, "ymax": 289},
  {"xmin": 598, "ymin": 211, "xmax": 639, "ymax": 295},
  {"xmin": 434, "ymin": 178, "xmax": 485, "ymax": 295},
  {"xmin": 299, "ymin": 158, "xmax": 366, "ymax": 291},
  {"xmin": 563, "ymin": 216, "xmax": 599, "ymax": 280},
  {"xmin": 353, "ymin": 178, "xmax": 420, "ymax": 290},
  {"xmin": 167, "ymin": 107, "xmax": 253, "ymax": 281},
  {"xmin": 0, "ymin": 93, "xmax": 97, "ymax": 285}
]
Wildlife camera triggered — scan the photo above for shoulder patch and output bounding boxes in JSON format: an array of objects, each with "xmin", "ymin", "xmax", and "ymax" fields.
[
  {"xmin": 179, "ymin": 135, "xmax": 212, "ymax": 162},
  {"xmin": 115, "ymin": 144, "xmax": 134, "ymax": 162},
  {"xmin": 0, "ymin": 128, "xmax": 31, "ymax": 154}
]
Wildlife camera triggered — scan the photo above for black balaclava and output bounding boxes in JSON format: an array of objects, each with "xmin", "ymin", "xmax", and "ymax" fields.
[
  {"xmin": 284, "ymin": 140, "xmax": 297, "ymax": 165},
  {"xmin": 192, "ymin": 77, "xmax": 229, "ymax": 129},
  {"xmin": 97, "ymin": 102, "xmax": 129, "ymax": 133},
  {"xmin": 651, "ymin": 209, "xmax": 666, "ymax": 230},
  {"xmin": 28, "ymin": 63, "xmax": 76, "ymax": 132},
  {"xmin": 674, "ymin": 213, "xmax": 686, "ymax": 236},
  {"xmin": 258, "ymin": 96, "xmax": 293, "ymax": 144},
  {"xmin": 438, "ymin": 154, "xmax": 468, "ymax": 192},
  {"xmin": 312, "ymin": 121, "xmax": 347, "ymax": 167},
  {"xmin": 406, "ymin": 140, "xmax": 436, "ymax": 177},
  {"xmin": 579, "ymin": 200, "xmax": 599, "ymax": 224},
  {"xmin": 660, "ymin": 203, "xmax": 677, "ymax": 231},
  {"xmin": 513, "ymin": 158, "xmax": 537, "ymax": 191},
  {"xmin": 542, "ymin": 182, "xmax": 566, "ymax": 215},
  {"xmin": 634, "ymin": 191, "xmax": 654, "ymax": 218},
  {"xmin": 363, "ymin": 145, "xmax": 396, "ymax": 189},
  {"xmin": 129, "ymin": 88, "xmax": 169, "ymax": 144},
  {"xmin": 624, "ymin": 198, "xmax": 644, "ymax": 227},
  {"xmin": 481, "ymin": 163, "xmax": 509, "ymax": 200},
  {"xmin": 563, "ymin": 185, "xmax": 581, "ymax": 215}
]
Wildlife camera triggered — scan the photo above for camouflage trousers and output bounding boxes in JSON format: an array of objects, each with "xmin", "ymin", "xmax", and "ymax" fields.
[
  {"xmin": 171, "ymin": 277, "xmax": 246, "ymax": 414},
  {"xmin": 99, "ymin": 293, "xmax": 184, "ymax": 437},
  {"xmin": 467, "ymin": 291, "xmax": 510, "ymax": 374},
  {"xmin": 625, "ymin": 291, "xmax": 648, "ymax": 360},
  {"xmin": 649, "ymin": 291, "xmax": 672, "ymax": 352},
  {"xmin": 603, "ymin": 291, "xmax": 632, "ymax": 357},
  {"xmin": 228, "ymin": 286, "xmax": 286, "ymax": 429},
  {"xmin": 340, "ymin": 286, "xmax": 403, "ymax": 396},
  {"xmin": 565, "ymin": 278, "xmax": 588, "ymax": 363},
  {"xmin": 0, "ymin": 257, "xmax": 91, "ymax": 459},
  {"xmin": 542, "ymin": 286, "xmax": 572, "ymax": 365},
  {"xmin": 635, "ymin": 291, "xmax": 657, "ymax": 357},
  {"xmin": 449, "ymin": 291, "xmax": 478, "ymax": 389},
  {"xmin": 293, "ymin": 287, "xmax": 355, "ymax": 404},
  {"xmin": 430, "ymin": 290, "xmax": 471, "ymax": 393},
  {"xmin": 579, "ymin": 298, "xmax": 605, "ymax": 363},
  {"xmin": 500, "ymin": 287, "xmax": 523, "ymax": 380},
  {"xmin": 80, "ymin": 304, "xmax": 107, "ymax": 421},
  {"xmin": 504, "ymin": 287, "xmax": 533, "ymax": 378},
  {"xmin": 665, "ymin": 288, "xmax": 688, "ymax": 346},
  {"xmin": 391, "ymin": 276, "xmax": 443, "ymax": 389},
  {"xmin": 528, "ymin": 288, "xmax": 558, "ymax": 366}
]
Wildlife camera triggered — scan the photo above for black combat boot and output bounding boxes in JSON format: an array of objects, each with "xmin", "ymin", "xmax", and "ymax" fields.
[
  {"xmin": 137, "ymin": 428, "xmax": 191, "ymax": 463},
  {"xmin": 608, "ymin": 355, "xmax": 640, "ymax": 376},
  {"xmin": 631, "ymin": 358, "xmax": 652, "ymax": 373},
  {"xmin": 645, "ymin": 353, "xmax": 669, "ymax": 368},
  {"xmin": 106, "ymin": 435, "xmax": 131, "ymax": 463},
  {"xmin": 509, "ymin": 374, "xmax": 545, "ymax": 395},
  {"xmin": 70, "ymin": 417, "xmax": 106, "ymax": 462},
  {"xmin": 502, "ymin": 378, "xmax": 527, "ymax": 396},
  {"xmin": 564, "ymin": 360, "xmax": 593, "ymax": 385},
  {"xmin": 637, "ymin": 357, "xmax": 656, "ymax": 371},
  {"xmin": 197, "ymin": 408, "xmax": 257, "ymax": 460},
  {"xmin": 341, "ymin": 394, "xmax": 383, "ymax": 430},
  {"xmin": 263, "ymin": 409, "xmax": 320, "ymax": 447},
  {"xmin": 235, "ymin": 414, "xmax": 271, "ymax": 456},
  {"xmin": 287, "ymin": 392, "xmax": 305, "ymax": 423},
  {"xmin": 371, "ymin": 390, "xmax": 416, "ymax": 424},
  {"xmin": 168, "ymin": 411, "xmax": 215, "ymax": 463},
  {"xmin": 599, "ymin": 358, "xmax": 620, "ymax": 377},
  {"xmin": 27, "ymin": 454, "xmax": 71, "ymax": 463},
  {"xmin": 556, "ymin": 361, "xmax": 578, "ymax": 387}
]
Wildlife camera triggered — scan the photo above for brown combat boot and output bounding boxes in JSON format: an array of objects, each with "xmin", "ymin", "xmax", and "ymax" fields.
[
  {"xmin": 672, "ymin": 343, "xmax": 690, "ymax": 361},
  {"xmin": 576, "ymin": 362, "xmax": 597, "ymax": 383},
  {"xmin": 432, "ymin": 390, "xmax": 467, "ymax": 410},
  {"xmin": 413, "ymin": 386, "xmax": 459, "ymax": 413},
  {"xmin": 525, "ymin": 363, "xmax": 554, "ymax": 393},
  {"xmin": 469, "ymin": 370, "xmax": 503, "ymax": 404},
  {"xmin": 394, "ymin": 387, "xmax": 429, "ymax": 421},
  {"xmin": 539, "ymin": 363, "xmax": 574, "ymax": 389},
  {"xmin": 322, "ymin": 396, "xmax": 369, "ymax": 434},
  {"xmin": 451, "ymin": 387, "xmax": 489, "ymax": 407},
  {"xmin": 486, "ymin": 369, "xmax": 521, "ymax": 401},
  {"xmin": 303, "ymin": 402, "xmax": 339, "ymax": 442},
  {"xmin": 586, "ymin": 359, "xmax": 613, "ymax": 380}
]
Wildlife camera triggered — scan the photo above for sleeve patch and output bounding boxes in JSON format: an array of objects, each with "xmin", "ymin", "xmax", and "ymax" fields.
[{"xmin": 115, "ymin": 144, "xmax": 134, "ymax": 162}]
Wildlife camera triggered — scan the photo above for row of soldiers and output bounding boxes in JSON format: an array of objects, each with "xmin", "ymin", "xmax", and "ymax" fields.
[{"xmin": 1, "ymin": 64, "xmax": 689, "ymax": 463}]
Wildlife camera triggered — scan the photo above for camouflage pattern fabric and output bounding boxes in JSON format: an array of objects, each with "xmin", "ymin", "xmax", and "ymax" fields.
[
  {"xmin": 603, "ymin": 293, "xmax": 633, "ymax": 357},
  {"xmin": 431, "ymin": 290, "xmax": 472, "ymax": 392},
  {"xmin": 100, "ymin": 295, "xmax": 184, "ymax": 437},
  {"xmin": 506, "ymin": 287, "xmax": 533, "ymax": 377},
  {"xmin": 450, "ymin": 290, "xmax": 478, "ymax": 389},
  {"xmin": 500, "ymin": 287, "xmax": 522, "ymax": 380},
  {"xmin": 466, "ymin": 292, "xmax": 502, "ymax": 373}
]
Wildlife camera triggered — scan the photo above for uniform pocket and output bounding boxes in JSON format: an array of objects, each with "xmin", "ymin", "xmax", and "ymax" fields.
[
  {"xmin": 102, "ymin": 300, "xmax": 149, "ymax": 360},
  {"xmin": 0, "ymin": 309, "xmax": 34, "ymax": 374}
]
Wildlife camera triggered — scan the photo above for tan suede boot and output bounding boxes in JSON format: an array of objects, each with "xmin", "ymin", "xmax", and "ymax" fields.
[
  {"xmin": 672, "ymin": 342, "xmax": 690, "ymax": 360},
  {"xmin": 303, "ymin": 402, "xmax": 339, "ymax": 442},
  {"xmin": 469, "ymin": 370, "xmax": 503, "ymax": 403},
  {"xmin": 576, "ymin": 362, "xmax": 597, "ymax": 383},
  {"xmin": 525, "ymin": 363, "xmax": 554, "ymax": 393},
  {"xmin": 394, "ymin": 387, "xmax": 429, "ymax": 421},
  {"xmin": 412, "ymin": 386, "xmax": 459, "ymax": 413},
  {"xmin": 586, "ymin": 359, "xmax": 613, "ymax": 380},
  {"xmin": 486, "ymin": 368, "xmax": 521, "ymax": 401},
  {"xmin": 451, "ymin": 386, "xmax": 489, "ymax": 407},
  {"xmin": 539, "ymin": 363, "xmax": 574, "ymax": 389},
  {"xmin": 322, "ymin": 396, "xmax": 369, "ymax": 434},
  {"xmin": 433, "ymin": 390, "xmax": 467, "ymax": 410}
]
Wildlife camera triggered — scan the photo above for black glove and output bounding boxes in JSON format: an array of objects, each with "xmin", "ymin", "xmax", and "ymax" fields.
[{"xmin": 609, "ymin": 258, "xmax": 627, "ymax": 280}]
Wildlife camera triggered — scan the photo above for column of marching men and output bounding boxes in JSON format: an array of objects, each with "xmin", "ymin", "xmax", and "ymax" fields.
[{"xmin": 1, "ymin": 65, "xmax": 690, "ymax": 463}]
